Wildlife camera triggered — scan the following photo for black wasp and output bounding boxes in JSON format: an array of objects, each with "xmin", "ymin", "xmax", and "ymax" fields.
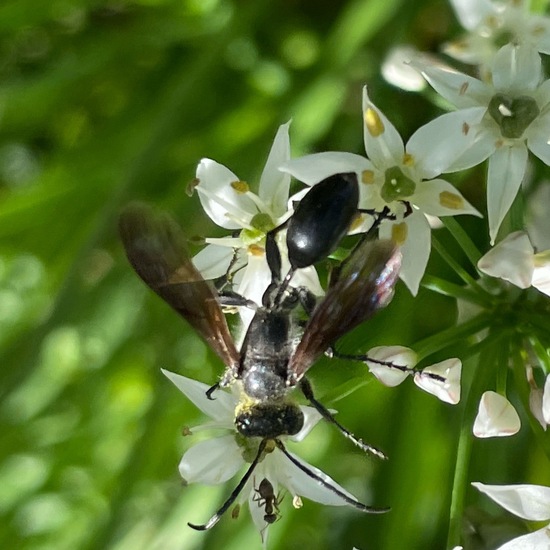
[{"xmin": 119, "ymin": 172, "xmax": 402, "ymax": 530}]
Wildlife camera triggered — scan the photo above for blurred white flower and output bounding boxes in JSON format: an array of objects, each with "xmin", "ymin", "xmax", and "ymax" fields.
[
  {"xmin": 445, "ymin": 0, "xmax": 550, "ymax": 69},
  {"xmin": 413, "ymin": 44, "xmax": 550, "ymax": 243},
  {"xmin": 472, "ymin": 482, "xmax": 550, "ymax": 549},
  {"xmin": 381, "ymin": 45, "xmax": 427, "ymax": 91},
  {"xmin": 281, "ymin": 86, "xmax": 482, "ymax": 294},
  {"xmin": 162, "ymin": 369, "xmax": 377, "ymax": 542},
  {"xmin": 473, "ymin": 391, "xmax": 521, "ymax": 438}
]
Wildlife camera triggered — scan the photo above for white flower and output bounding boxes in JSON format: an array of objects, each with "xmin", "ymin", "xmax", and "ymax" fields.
[
  {"xmin": 366, "ymin": 346, "xmax": 417, "ymax": 387},
  {"xmin": 280, "ymin": 86, "xmax": 482, "ymax": 294},
  {"xmin": 413, "ymin": 44, "xmax": 550, "ymax": 243},
  {"xmin": 366, "ymin": 346, "xmax": 462, "ymax": 404},
  {"xmin": 193, "ymin": 122, "xmax": 322, "ymax": 315},
  {"xmin": 162, "ymin": 369, "xmax": 377, "ymax": 542},
  {"xmin": 473, "ymin": 391, "xmax": 521, "ymax": 438},
  {"xmin": 530, "ymin": 373, "xmax": 550, "ymax": 430},
  {"xmin": 381, "ymin": 45, "xmax": 428, "ymax": 92},
  {"xmin": 413, "ymin": 358, "xmax": 462, "ymax": 405},
  {"xmin": 478, "ymin": 230, "xmax": 550, "ymax": 296},
  {"xmin": 472, "ymin": 482, "xmax": 550, "ymax": 549},
  {"xmin": 445, "ymin": 0, "xmax": 550, "ymax": 69}
]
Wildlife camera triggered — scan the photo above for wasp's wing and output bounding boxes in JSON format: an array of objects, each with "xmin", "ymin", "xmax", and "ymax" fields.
[
  {"xmin": 119, "ymin": 202, "xmax": 240, "ymax": 370},
  {"xmin": 288, "ymin": 238, "xmax": 401, "ymax": 385}
]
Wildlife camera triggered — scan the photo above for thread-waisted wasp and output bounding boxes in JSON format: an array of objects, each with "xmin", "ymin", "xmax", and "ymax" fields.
[{"xmin": 119, "ymin": 172, "xmax": 408, "ymax": 531}]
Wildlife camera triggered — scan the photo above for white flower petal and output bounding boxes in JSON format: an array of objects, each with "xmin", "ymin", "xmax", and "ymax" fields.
[
  {"xmin": 280, "ymin": 152, "xmax": 372, "ymax": 185},
  {"xmin": 291, "ymin": 266, "xmax": 324, "ymax": 298},
  {"xmin": 445, "ymin": 125, "xmax": 496, "ymax": 172},
  {"xmin": 278, "ymin": 449, "xmax": 361, "ymax": 507},
  {"xmin": 492, "ymin": 44, "xmax": 542, "ymax": 93},
  {"xmin": 196, "ymin": 159, "xmax": 257, "ymax": 230},
  {"xmin": 473, "ymin": 391, "xmax": 521, "ymax": 438},
  {"xmin": 487, "ymin": 144, "xmax": 529, "ymax": 244},
  {"xmin": 291, "ymin": 406, "xmax": 324, "ymax": 442},
  {"xmin": 442, "ymin": 34, "xmax": 495, "ymax": 66},
  {"xmin": 179, "ymin": 435, "xmax": 243, "ymax": 484},
  {"xmin": 543, "ymin": 374, "xmax": 550, "ymax": 426},
  {"xmin": 366, "ymin": 345, "xmax": 417, "ymax": 387},
  {"xmin": 448, "ymin": 0, "xmax": 496, "ymax": 30},
  {"xmin": 410, "ymin": 59, "xmax": 491, "ymax": 109},
  {"xmin": 531, "ymin": 261, "xmax": 550, "ymax": 296},
  {"xmin": 380, "ymin": 210, "xmax": 430, "ymax": 296},
  {"xmin": 193, "ymin": 244, "xmax": 239, "ymax": 280},
  {"xmin": 531, "ymin": 15, "xmax": 550, "ymax": 55},
  {"xmin": 496, "ymin": 527, "xmax": 550, "ymax": 550},
  {"xmin": 477, "ymin": 231, "xmax": 535, "ymax": 288},
  {"xmin": 162, "ymin": 369, "xmax": 236, "ymax": 424},
  {"xmin": 413, "ymin": 358, "xmax": 462, "ymax": 404},
  {"xmin": 413, "ymin": 178, "xmax": 481, "ymax": 218},
  {"xmin": 259, "ymin": 122, "xmax": 292, "ymax": 217},
  {"xmin": 362, "ymin": 86, "xmax": 404, "ymax": 168},
  {"xmin": 472, "ymin": 482, "xmax": 550, "ymax": 521},
  {"xmin": 527, "ymin": 111, "xmax": 550, "ymax": 166},
  {"xmin": 529, "ymin": 386, "xmax": 547, "ymax": 431},
  {"xmin": 535, "ymin": 78, "xmax": 550, "ymax": 107},
  {"xmin": 381, "ymin": 45, "xmax": 427, "ymax": 92},
  {"xmin": 407, "ymin": 107, "xmax": 487, "ymax": 179},
  {"xmin": 237, "ymin": 254, "xmax": 271, "ymax": 306},
  {"xmin": 204, "ymin": 236, "xmax": 245, "ymax": 248}
]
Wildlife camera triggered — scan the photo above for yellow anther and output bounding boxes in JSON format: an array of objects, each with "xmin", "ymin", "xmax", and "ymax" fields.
[
  {"xmin": 248, "ymin": 243, "xmax": 264, "ymax": 256},
  {"xmin": 364, "ymin": 107, "xmax": 385, "ymax": 137},
  {"xmin": 402, "ymin": 153, "xmax": 415, "ymax": 167},
  {"xmin": 439, "ymin": 191, "xmax": 464, "ymax": 210},
  {"xmin": 231, "ymin": 180, "xmax": 250, "ymax": 193},
  {"xmin": 391, "ymin": 222, "xmax": 408, "ymax": 245},
  {"xmin": 361, "ymin": 169, "xmax": 375, "ymax": 184}
]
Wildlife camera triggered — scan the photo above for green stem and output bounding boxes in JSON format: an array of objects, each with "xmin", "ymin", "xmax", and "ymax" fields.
[
  {"xmin": 421, "ymin": 274, "xmax": 493, "ymax": 307},
  {"xmin": 441, "ymin": 217, "xmax": 482, "ymax": 267},
  {"xmin": 508, "ymin": 188, "xmax": 525, "ymax": 234},
  {"xmin": 525, "ymin": 312, "xmax": 550, "ymax": 334},
  {"xmin": 528, "ymin": 334, "xmax": 550, "ymax": 375},
  {"xmin": 414, "ymin": 313, "xmax": 491, "ymax": 361},
  {"xmin": 431, "ymin": 234, "xmax": 488, "ymax": 298},
  {"xmin": 447, "ymin": 333, "xmax": 504, "ymax": 548}
]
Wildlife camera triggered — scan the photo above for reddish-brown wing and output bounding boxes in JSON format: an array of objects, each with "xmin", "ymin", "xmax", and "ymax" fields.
[
  {"xmin": 119, "ymin": 202, "xmax": 240, "ymax": 370},
  {"xmin": 288, "ymin": 238, "xmax": 401, "ymax": 385}
]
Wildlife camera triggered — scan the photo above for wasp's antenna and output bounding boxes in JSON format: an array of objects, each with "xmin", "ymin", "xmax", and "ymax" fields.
[
  {"xmin": 299, "ymin": 379, "xmax": 387, "ymax": 460},
  {"xmin": 188, "ymin": 439, "xmax": 267, "ymax": 531},
  {"xmin": 274, "ymin": 440, "xmax": 389, "ymax": 514}
]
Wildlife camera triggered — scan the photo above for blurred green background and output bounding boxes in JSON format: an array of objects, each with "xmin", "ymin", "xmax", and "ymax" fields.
[{"xmin": 2, "ymin": 0, "xmax": 546, "ymax": 549}]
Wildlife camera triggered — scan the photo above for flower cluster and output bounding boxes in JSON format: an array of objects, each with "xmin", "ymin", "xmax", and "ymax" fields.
[
  {"xmin": 157, "ymin": 0, "xmax": 550, "ymax": 547},
  {"xmin": 379, "ymin": 2, "xmax": 550, "ymax": 548}
]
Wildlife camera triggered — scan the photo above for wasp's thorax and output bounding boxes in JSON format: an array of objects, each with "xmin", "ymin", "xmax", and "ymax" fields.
[{"xmin": 232, "ymin": 295, "xmax": 305, "ymax": 439}]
